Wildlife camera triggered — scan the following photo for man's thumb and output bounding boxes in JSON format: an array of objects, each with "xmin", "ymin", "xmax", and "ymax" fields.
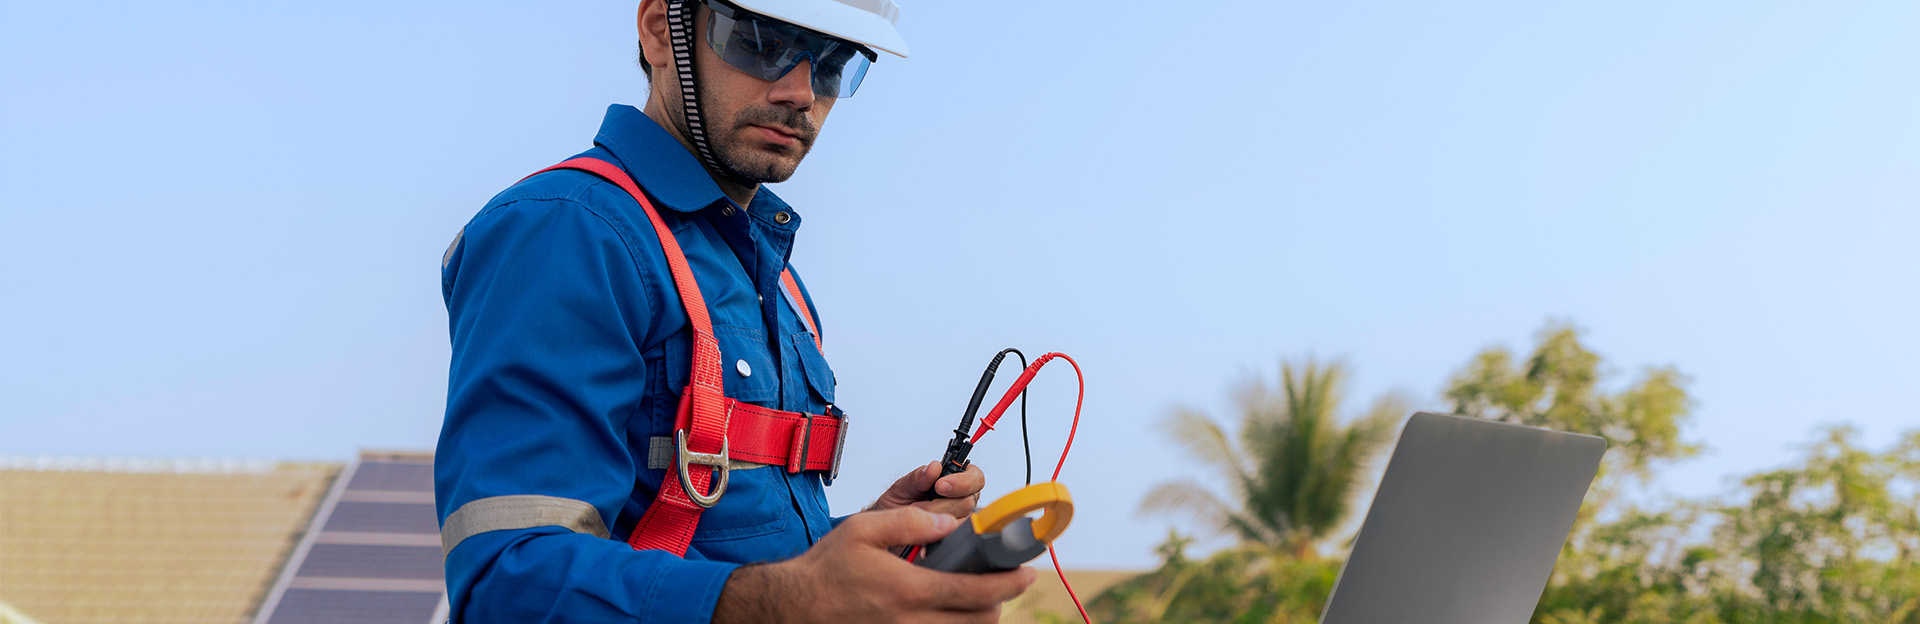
[{"xmin": 850, "ymin": 508, "xmax": 960, "ymax": 548}]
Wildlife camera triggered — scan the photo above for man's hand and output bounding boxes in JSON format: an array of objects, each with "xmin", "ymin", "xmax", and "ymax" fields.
[
  {"xmin": 714, "ymin": 508, "xmax": 1036, "ymax": 623},
  {"xmin": 868, "ymin": 461, "xmax": 986, "ymax": 519}
]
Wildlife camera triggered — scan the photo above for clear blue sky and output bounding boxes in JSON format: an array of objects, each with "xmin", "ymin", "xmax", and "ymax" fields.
[{"xmin": 3, "ymin": 1, "xmax": 1915, "ymax": 569}]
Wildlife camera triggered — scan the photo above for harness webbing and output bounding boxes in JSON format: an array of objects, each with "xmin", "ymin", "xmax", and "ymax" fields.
[
  {"xmin": 782, "ymin": 269, "xmax": 822, "ymax": 351},
  {"xmin": 523, "ymin": 156, "xmax": 833, "ymax": 556}
]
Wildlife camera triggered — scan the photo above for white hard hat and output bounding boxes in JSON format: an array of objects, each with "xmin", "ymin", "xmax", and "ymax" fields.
[{"xmin": 727, "ymin": 0, "xmax": 910, "ymax": 58}]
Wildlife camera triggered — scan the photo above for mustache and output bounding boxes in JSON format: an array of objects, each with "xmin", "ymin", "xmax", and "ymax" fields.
[{"xmin": 736, "ymin": 107, "xmax": 817, "ymax": 143}]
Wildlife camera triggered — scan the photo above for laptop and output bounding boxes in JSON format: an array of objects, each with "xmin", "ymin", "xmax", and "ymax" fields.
[{"xmin": 1319, "ymin": 412, "xmax": 1606, "ymax": 624}]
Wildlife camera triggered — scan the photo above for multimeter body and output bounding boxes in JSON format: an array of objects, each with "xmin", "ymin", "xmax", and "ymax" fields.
[{"xmin": 915, "ymin": 482, "xmax": 1073, "ymax": 573}]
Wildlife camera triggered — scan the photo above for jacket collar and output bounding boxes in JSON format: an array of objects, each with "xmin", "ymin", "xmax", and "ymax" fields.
[
  {"xmin": 592, "ymin": 104, "xmax": 803, "ymax": 232},
  {"xmin": 593, "ymin": 104, "xmax": 729, "ymax": 214}
]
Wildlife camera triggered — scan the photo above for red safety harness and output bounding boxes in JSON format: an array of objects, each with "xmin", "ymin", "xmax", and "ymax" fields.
[{"xmin": 525, "ymin": 157, "xmax": 847, "ymax": 556}]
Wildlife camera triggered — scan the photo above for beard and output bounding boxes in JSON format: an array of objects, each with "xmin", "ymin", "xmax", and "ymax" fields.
[{"xmin": 708, "ymin": 104, "xmax": 819, "ymax": 185}]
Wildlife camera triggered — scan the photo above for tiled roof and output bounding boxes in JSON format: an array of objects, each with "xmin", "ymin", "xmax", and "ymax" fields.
[
  {"xmin": 3, "ymin": 452, "xmax": 1125, "ymax": 624},
  {"xmin": 0, "ymin": 458, "xmax": 340, "ymax": 624}
]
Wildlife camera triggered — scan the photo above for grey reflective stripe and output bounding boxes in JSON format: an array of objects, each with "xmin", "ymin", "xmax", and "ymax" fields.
[
  {"xmin": 441, "ymin": 228, "xmax": 464, "ymax": 269},
  {"xmin": 440, "ymin": 495, "xmax": 609, "ymax": 557}
]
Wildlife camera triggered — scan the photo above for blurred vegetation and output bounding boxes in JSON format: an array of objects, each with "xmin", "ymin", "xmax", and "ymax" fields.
[
  {"xmin": 1083, "ymin": 323, "xmax": 1920, "ymax": 623},
  {"xmin": 1137, "ymin": 359, "xmax": 1407, "ymax": 561}
]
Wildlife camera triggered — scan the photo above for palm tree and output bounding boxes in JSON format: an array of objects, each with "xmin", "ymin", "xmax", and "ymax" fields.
[{"xmin": 1140, "ymin": 359, "xmax": 1406, "ymax": 560}]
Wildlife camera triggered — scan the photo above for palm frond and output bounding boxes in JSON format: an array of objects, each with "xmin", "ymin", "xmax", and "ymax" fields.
[
  {"xmin": 1302, "ymin": 391, "xmax": 1407, "ymax": 535},
  {"xmin": 1139, "ymin": 479, "xmax": 1272, "ymax": 545},
  {"xmin": 1150, "ymin": 357, "xmax": 1408, "ymax": 556},
  {"xmin": 1164, "ymin": 406, "xmax": 1254, "ymax": 491}
]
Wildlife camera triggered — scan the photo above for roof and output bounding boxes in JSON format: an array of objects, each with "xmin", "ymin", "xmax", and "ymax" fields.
[
  {"xmin": 3, "ymin": 452, "xmax": 1130, "ymax": 623},
  {"xmin": 0, "ymin": 457, "xmax": 341, "ymax": 624}
]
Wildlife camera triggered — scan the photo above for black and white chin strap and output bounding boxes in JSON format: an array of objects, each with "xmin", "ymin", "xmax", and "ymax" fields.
[{"xmin": 665, "ymin": 0, "xmax": 724, "ymax": 173}]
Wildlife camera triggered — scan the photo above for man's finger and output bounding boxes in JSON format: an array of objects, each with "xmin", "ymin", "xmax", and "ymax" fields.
[
  {"xmin": 842, "ymin": 508, "xmax": 961, "ymax": 548},
  {"xmin": 887, "ymin": 462, "xmax": 939, "ymax": 499},
  {"xmin": 922, "ymin": 567, "xmax": 1038, "ymax": 611},
  {"xmin": 934, "ymin": 463, "xmax": 985, "ymax": 498},
  {"xmin": 913, "ymin": 498, "xmax": 978, "ymax": 520}
]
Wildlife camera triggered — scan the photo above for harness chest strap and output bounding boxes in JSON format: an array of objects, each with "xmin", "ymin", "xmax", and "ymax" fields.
[
  {"xmin": 524, "ymin": 157, "xmax": 843, "ymax": 557},
  {"xmin": 646, "ymin": 398, "xmax": 847, "ymax": 474}
]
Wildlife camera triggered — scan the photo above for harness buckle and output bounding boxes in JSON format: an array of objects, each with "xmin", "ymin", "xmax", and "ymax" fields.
[
  {"xmin": 787, "ymin": 412, "xmax": 814, "ymax": 474},
  {"xmin": 829, "ymin": 406, "xmax": 849, "ymax": 482},
  {"xmin": 675, "ymin": 429, "xmax": 729, "ymax": 509}
]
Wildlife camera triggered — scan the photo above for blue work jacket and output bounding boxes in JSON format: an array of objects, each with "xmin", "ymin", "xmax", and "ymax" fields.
[{"xmin": 437, "ymin": 104, "xmax": 842, "ymax": 623}]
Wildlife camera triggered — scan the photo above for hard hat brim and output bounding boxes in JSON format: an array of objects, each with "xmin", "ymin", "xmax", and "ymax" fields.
[{"xmin": 727, "ymin": 0, "xmax": 910, "ymax": 58}]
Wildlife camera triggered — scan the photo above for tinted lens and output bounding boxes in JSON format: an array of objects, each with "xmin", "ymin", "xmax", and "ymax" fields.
[
  {"xmin": 707, "ymin": 9, "xmax": 874, "ymax": 97},
  {"xmin": 811, "ymin": 43, "xmax": 871, "ymax": 98}
]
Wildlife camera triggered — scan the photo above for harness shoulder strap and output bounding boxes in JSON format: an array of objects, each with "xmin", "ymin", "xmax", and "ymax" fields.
[
  {"xmin": 523, "ymin": 158, "xmax": 842, "ymax": 557},
  {"xmin": 780, "ymin": 268, "xmax": 822, "ymax": 351},
  {"xmin": 525, "ymin": 158, "xmax": 727, "ymax": 556}
]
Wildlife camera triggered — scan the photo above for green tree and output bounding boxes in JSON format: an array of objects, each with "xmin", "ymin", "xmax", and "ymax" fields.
[
  {"xmin": 1097, "ymin": 324, "xmax": 1920, "ymax": 623},
  {"xmin": 1139, "ymin": 359, "xmax": 1408, "ymax": 560},
  {"xmin": 1445, "ymin": 321, "xmax": 1700, "ymax": 516},
  {"xmin": 1531, "ymin": 505, "xmax": 1726, "ymax": 624},
  {"xmin": 1086, "ymin": 530, "xmax": 1342, "ymax": 624},
  {"xmin": 1085, "ymin": 359, "xmax": 1403, "ymax": 623},
  {"xmin": 1702, "ymin": 427, "xmax": 1920, "ymax": 622},
  {"xmin": 1533, "ymin": 426, "xmax": 1920, "ymax": 624}
]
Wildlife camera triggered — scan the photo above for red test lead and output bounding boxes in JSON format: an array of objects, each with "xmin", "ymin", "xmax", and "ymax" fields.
[{"xmin": 913, "ymin": 351, "xmax": 1090, "ymax": 623}]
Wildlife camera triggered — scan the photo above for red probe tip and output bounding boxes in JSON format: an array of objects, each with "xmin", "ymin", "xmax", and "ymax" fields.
[{"xmin": 968, "ymin": 354, "xmax": 1058, "ymax": 445}]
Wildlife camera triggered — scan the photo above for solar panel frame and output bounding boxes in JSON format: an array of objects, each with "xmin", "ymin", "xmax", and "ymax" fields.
[{"xmin": 253, "ymin": 454, "xmax": 449, "ymax": 624}]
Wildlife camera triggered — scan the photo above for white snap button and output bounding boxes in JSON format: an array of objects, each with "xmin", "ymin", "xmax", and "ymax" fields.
[{"xmin": 736, "ymin": 360, "xmax": 752, "ymax": 377}]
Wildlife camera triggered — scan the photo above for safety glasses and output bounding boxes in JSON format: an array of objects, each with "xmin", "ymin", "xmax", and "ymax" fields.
[{"xmin": 703, "ymin": 0, "xmax": 877, "ymax": 98}]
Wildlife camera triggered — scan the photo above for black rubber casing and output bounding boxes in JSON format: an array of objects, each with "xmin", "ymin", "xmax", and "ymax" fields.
[{"xmin": 915, "ymin": 516, "xmax": 1049, "ymax": 573}]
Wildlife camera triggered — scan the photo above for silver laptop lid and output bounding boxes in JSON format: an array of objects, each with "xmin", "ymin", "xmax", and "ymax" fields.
[{"xmin": 1320, "ymin": 412, "xmax": 1605, "ymax": 624}]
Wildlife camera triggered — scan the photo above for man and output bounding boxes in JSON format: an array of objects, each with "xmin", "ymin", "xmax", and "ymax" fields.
[{"xmin": 435, "ymin": 0, "xmax": 1036, "ymax": 622}]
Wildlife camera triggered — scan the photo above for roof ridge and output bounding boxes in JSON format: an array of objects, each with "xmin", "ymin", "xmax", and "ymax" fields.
[{"xmin": 0, "ymin": 455, "xmax": 341, "ymax": 474}]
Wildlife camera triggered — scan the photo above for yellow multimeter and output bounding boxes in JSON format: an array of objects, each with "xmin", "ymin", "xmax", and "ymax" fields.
[{"xmin": 915, "ymin": 482, "xmax": 1074, "ymax": 573}]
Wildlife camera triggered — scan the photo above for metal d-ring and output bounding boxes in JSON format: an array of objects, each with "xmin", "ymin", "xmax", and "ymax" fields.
[{"xmin": 675, "ymin": 429, "xmax": 730, "ymax": 508}]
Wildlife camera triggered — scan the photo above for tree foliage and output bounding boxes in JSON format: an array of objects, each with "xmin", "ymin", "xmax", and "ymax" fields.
[
  {"xmin": 1087, "ymin": 323, "xmax": 1918, "ymax": 623},
  {"xmin": 1138, "ymin": 359, "xmax": 1406, "ymax": 559},
  {"xmin": 1086, "ymin": 530, "xmax": 1341, "ymax": 624},
  {"xmin": 1445, "ymin": 321, "xmax": 1700, "ymax": 491},
  {"xmin": 1092, "ymin": 359, "xmax": 1400, "ymax": 623},
  {"xmin": 1534, "ymin": 427, "xmax": 1920, "ymax": 623}
]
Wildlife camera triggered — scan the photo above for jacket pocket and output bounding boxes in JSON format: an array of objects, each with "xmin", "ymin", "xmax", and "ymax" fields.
[
  {"xmin": 791, "ymin": 332, "xmax": 835, "ymax": 407},
  {"xmin": 687, "ymin": 466, "xmax": 788, "ymax": 542},
  {"xmin": 664, "ymin": 325, "xmax": 777, "ymax": 405}
]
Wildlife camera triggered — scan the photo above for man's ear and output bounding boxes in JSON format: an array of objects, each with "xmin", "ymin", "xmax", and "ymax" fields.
[{"xmin": 637, "ymin": 0, "xmax": 673, "ymax": 78}]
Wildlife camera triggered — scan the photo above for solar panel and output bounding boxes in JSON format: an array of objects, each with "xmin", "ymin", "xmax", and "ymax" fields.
[
  {"xmin": 323, "ymin": 502, "xmax": 442, "ymax": 534},
  {"xmin": 253, "ymin": 453, "xmax": 448, "ymax": 624},
  {"xmin": 267, "ymin": 589, "xmax": 442, "ymax": 624},
  {"xmin": 295, "ymin": 544, "xmax": 444, "ymax": 580},
  {"xmin": 344, "ymin": 462, "xmax": 435, "ymax": 492}
]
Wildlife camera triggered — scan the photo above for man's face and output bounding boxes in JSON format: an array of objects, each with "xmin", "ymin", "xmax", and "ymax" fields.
[{"xmin": 684, "ymin": 6, "xmax": 837, "ymax": 185}]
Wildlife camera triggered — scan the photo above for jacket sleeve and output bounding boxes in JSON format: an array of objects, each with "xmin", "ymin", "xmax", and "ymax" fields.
[{"xmin": 437, "ymin": 194, "xmax": 736, "ymax": 623}]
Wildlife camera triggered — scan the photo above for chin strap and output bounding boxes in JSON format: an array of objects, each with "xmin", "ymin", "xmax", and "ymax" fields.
[{"xmin": 665, "ymin": 0, "xmax": 724, "ymax": 173}]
